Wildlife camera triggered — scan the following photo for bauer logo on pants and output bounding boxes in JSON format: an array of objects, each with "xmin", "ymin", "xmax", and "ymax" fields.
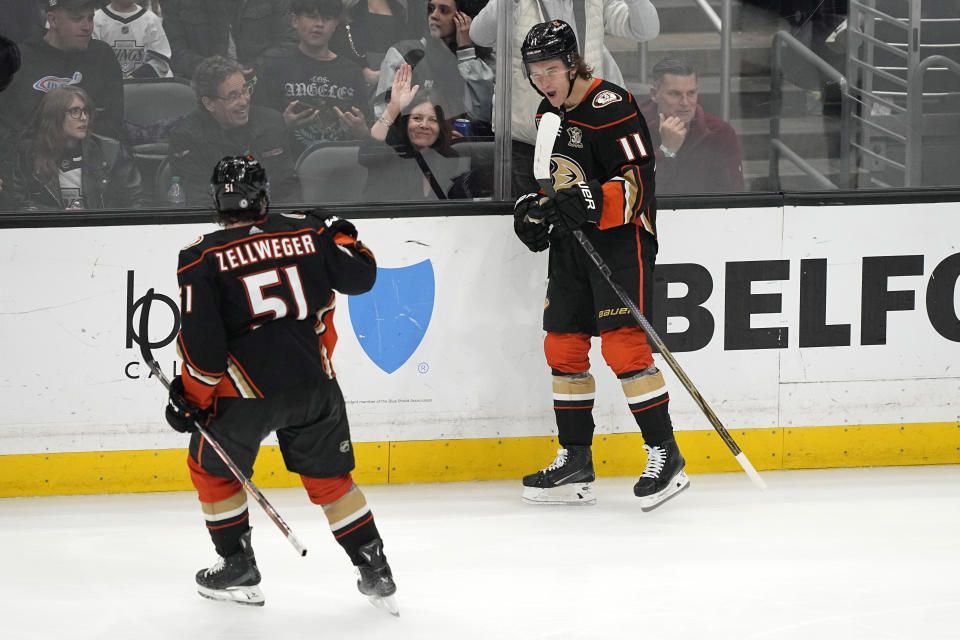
[{"xmin": 348, "ymin": 260, "xmax": 435, "ymax": 374}]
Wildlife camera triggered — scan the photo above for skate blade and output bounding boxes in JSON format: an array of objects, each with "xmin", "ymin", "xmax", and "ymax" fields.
[
  {"xmin": 522, "ymin": 483, "xmax": 596, "ymax": 505},
  {"xmin": 197, "ymin": 584, "xmax": 265, "ymax": 606},
  {"xmin": 637, "ymin": 471, "xmax": 690, "ymax": 512},
  {"xmin": 367, "ymin": 593, "xmax": 400, "ymax": 617}
]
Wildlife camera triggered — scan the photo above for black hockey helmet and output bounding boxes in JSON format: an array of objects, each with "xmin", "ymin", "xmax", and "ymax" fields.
[
  {"xmin": 521, "ymin": 21, "xmax": 579, "ymax": 100},
  {"xmin": 210, "ymin": 155, "xmax": 269, "ymax": 219},
  {"xmin": 521, "ymin": 20, "xmax": 578, "ymax": 74}
]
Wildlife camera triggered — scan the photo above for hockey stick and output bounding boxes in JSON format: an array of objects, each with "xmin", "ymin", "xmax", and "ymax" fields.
[
  {"xmin": 532, "ymin": 112, "xmax": 766, "ymax": 490},
  {"xmin": 138, "ymin": 288, "xmax": 309, "ymax": 556}
]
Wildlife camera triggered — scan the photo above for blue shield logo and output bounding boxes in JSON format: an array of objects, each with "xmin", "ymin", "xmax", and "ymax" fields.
[{"xmin": 349, "ymin": 260, "xmax": 435, "ymax": 373}]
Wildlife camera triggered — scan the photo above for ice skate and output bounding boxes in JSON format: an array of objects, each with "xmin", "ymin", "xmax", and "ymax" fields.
[
  {"xmin": 522, "ymin": 446, "xmax": 596, "ymax": 505},
  {"xmin": 356, "ymin": 538, "xmax": 399, "ymax": 617},
  {"xmin": 195, "ymin": 530, "xmax": 264, "ymax": 606},
  {"xmin": 633, "ymin": 439, "xmax": 690, "ymax": 511}
]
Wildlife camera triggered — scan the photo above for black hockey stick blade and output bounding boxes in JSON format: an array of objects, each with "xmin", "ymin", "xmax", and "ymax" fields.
[
  {"xmin": 138, "ymin": 288, "xmax": 310, "ymax": 555},
  {"xmin": 138, "ymin": 288, "xmax": 172, "ymax": 391}
]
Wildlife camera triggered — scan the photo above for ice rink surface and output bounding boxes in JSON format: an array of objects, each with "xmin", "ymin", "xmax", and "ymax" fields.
[{"xmin": 2, "ymin": 466, "xmax": 958, "ymax": 640}]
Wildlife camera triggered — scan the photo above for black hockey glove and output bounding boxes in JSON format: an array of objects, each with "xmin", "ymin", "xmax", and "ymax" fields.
[
  {"xmin": 302, "ymin": 209, "xmax": 359, "ymax": 240},
  {"xmin": 513, "ymin": 192, "xmax": 550, "ymax": 252},
  {"xmin": 326, "ymin": 216, "xmax": 358, "ymax": 240},
  {"xmin": 545, "ymin": 180, "xmax": 604, "ymax": 233},
  {"xmin": 165, "ymin": 376, "xmax": 205, "ymax": 434}
]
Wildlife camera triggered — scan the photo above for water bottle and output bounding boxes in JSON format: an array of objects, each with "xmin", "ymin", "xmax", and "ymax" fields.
[{"xmin": 166, "ymin": 176, "xmax": 186, "ymax": 205}]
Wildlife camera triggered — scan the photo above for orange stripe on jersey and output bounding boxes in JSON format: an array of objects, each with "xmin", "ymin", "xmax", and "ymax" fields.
[
  {"xmin": 582, "ymin": 78, "xmax": 602, "ymax": 101},
  {"xmin": 598, "ymin": 166, "xmax": 645, "ymax": 229},
  {"xmin": 566, "ymin": 112, "xmax": 637, "ymax": 131},
  {"xmin": 177, "ymin": 336, "xmax": 222, "ymax": 408},
  {"xmin": 599, "ymin": 180, "xmax": 627, "ymax": 229},
  {"xmin": 226, "ymin": 354, "xmax": 264, "ymax": 398},
  {"xmin": 177, "ymin": 335, "xmax": 223, "ymax": 381},
  {"xmin": 178, "ymin": 228, "xmax": 327, "ymax": 274},
  {"xmin": 334, "ymin": 237, "xmax": 376, "ymax": 262}
]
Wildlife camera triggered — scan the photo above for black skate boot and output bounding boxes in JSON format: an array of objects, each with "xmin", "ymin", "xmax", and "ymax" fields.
[
  {"xmin": 356, "ymin": 538, "xmax": 399, "ymax": 616},
  {"xmin": 521, "ymin": 445, "xmax": 596, "ymax": 505},
  {"xmin": 633, "ymin": 439, "xmax": 690, "ymax": 511},
  {"xmin": 195, "ymin": 529, "xmax": 264, "ymax": 606}
]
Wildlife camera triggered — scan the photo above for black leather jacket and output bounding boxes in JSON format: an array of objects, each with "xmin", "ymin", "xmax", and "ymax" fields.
[
  {"xmin": 6, "ymin": 134, "xmax": 147, "ymax": 211},
  {"xmin": 168, "ymin": 106, "xmax": 300, "ymax": 205}
]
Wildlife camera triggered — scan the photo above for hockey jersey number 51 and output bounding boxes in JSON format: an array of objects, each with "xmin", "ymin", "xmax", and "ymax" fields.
[{"xmin": 175, "ymin": 212, "xmax": 376, "ymax": 409}]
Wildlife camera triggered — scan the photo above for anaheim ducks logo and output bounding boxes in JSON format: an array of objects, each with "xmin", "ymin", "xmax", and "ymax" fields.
[
  {"xmin": 592, "ymin": 90, "xmax": 622, "ymax": 108},
  {"xmin": 551, "ymin": 154, "xmax": 587, "ymax": 190}
]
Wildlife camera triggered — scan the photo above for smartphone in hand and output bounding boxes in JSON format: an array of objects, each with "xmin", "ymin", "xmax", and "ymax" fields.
[{"xmin": 290, "ymin": 100, "xmax": 316, "ymax": 115}]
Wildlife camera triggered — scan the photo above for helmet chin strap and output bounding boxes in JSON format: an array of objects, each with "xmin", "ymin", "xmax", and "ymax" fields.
[{"xmin": 562, "ymin": 71, "xmax": 575, "ymax": 106}]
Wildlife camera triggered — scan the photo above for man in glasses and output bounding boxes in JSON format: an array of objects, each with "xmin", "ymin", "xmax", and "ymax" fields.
[
  {"xmin": 168, "ymin": 55, "xmax": 299, "ymax": 205},
  {"xmin": 0, "ymin": 0, "xmax": 125, "ymax": 156}
]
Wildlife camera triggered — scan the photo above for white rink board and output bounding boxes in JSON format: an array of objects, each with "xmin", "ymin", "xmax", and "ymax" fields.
[{"xmin": 0, "ymin": 202, "xmax": 958, "ymax": 454}]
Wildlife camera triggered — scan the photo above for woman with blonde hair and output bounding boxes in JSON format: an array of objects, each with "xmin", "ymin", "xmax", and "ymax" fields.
[{"xmin": 6, "ymin": 86, "xmax": 146, "ymax": 210}]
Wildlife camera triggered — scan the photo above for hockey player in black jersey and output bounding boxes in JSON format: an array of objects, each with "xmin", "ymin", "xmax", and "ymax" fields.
[
  {"xmin": 514, "ymin": 20, "xmax": 690, "ymax": 511},
  {"xmin": 164, "ymin": 155, "xmax": 398, "ymax": 614}
]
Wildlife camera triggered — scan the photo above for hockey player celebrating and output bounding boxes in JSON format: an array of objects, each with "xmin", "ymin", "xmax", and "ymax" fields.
[
  {"xmin": 513, "ymin": 20, "xmax": 690, "ymax": 510},
  {"xmin": 164, "ymin": 155, "xmax": 398, "ymax": 613}
]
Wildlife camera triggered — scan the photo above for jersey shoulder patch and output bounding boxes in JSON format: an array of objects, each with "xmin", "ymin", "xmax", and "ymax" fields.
[{"xmin": 592, "ymin": 90, "xmax": 622, "ymax": 108}]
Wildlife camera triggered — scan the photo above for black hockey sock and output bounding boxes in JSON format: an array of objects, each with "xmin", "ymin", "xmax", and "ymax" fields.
[
  {"xmin": 552, "ymin": 372, "xmax": 596, "ymax": 446},
  {"xmin": 205, "ymin": 507, "xmax": 251, "ymax": 558},
  {"xmin": 322, "ymin": 485, "xmax": 383, "ymax": 566},
  {"xmin": 620, "ymin": 368, "xmax": 674, "ymax": 445}
]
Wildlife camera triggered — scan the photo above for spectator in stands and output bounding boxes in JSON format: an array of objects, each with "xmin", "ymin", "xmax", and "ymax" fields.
[
  {"xmin": 93, "ymin": 0, "xmax": 172, "ymax": 78},
  {"xmin": 330, "ymin": 0, "xmax": 423, "ymax": 88},
  {"xmin": 0, "ymin": 35, "xmax": 22, "ymax": 210},
  {"xmin": 639, "ymin": 57, "xmax": 744, "ymax": 194},
  {"xmin": 161, "ymin": 0, "xmax": 298, "ymax": 79},
  {"xmin": 0, "ymin": 0, "xmax": 45, "ymax": 44},
  {"xmin": 0, "ymin": 35, "xmax": 20, "ymax": 93},
  {"xmin": 3, "ymin": 86, "xmax": 147, "ymax": 210},
  {"xmin": 168, "ymin": 55, "xmax": 300, "ymax": 205},
  {"xmin": 253, "ymin": 0, "xmax": 371, "ymax": 155},
  {"xmin": 470, "ymin": 0, "xmax": 660, "ymax": 195},
  {"xmin": 361, "ymin": 63, "xmax": 463, "ymax": 200},
  {"xmin": 0, "ymin": 0, "xmax": 125, "ymax": 154},
  {"xmin": 373, "ymin": 0, "xmax": 494, "ymax": 136}
]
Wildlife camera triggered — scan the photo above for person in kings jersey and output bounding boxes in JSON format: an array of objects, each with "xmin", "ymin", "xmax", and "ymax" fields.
[
  {"xmin": 512, "ymin": 20, "xmax": 689, "ymax": 511},
  {"xmin": 165, "ymin": 155, "xmax": 398, "ymax": 614}
]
